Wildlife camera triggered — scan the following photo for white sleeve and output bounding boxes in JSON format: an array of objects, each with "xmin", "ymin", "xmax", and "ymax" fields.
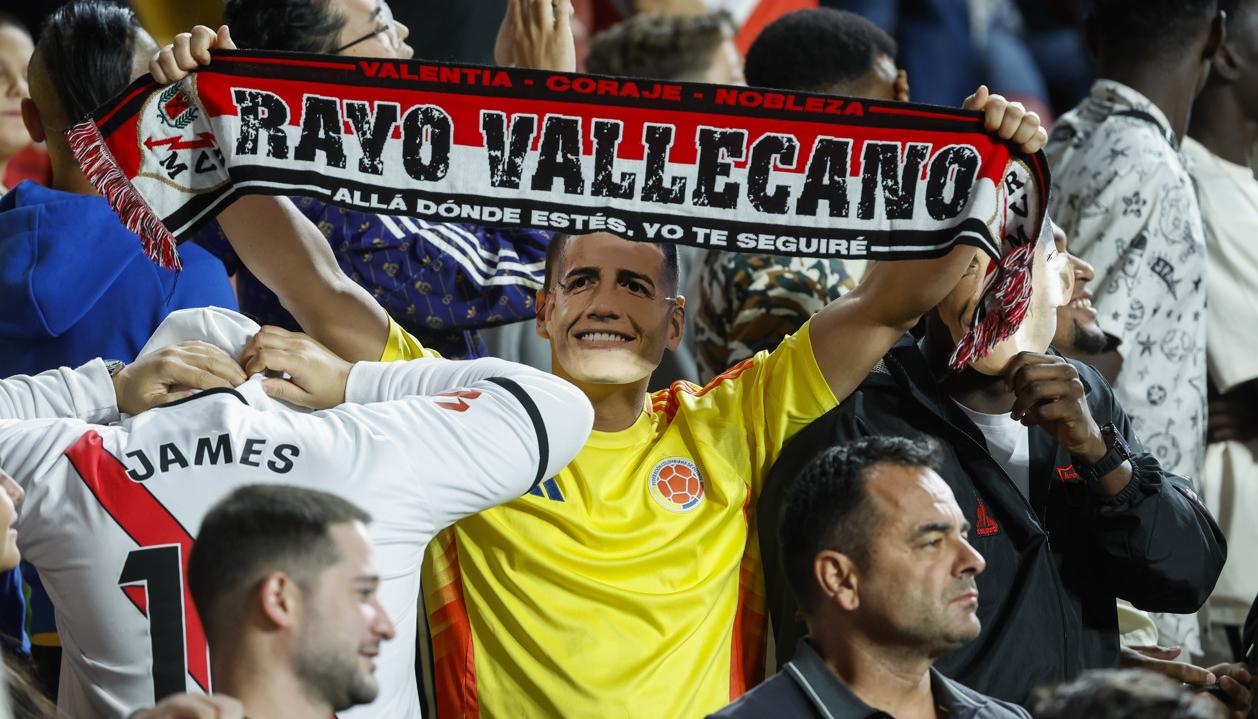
[
  {"xmin": 0, "ymin": 360, "xmax": 118, "ymax": 423},
  {"xmin": 345, "ymin": 356, "xmax": 552, "ymax": 405},
  {"xmin": 0, "ymin": 417, "xmax": 92, "ymax": 514},
  {"xmin": 336, "ymin": 359, "xmax": 592, "ymax": 530}
]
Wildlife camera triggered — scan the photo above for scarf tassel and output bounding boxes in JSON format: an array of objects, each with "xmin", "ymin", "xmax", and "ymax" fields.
[
  {"xmin": 65, "ymin": 120, "xmax": 182, "ymax": 271},
  {"xmin": 948, "ymin": 243, "xmax": 1035, "ymax": 370}
]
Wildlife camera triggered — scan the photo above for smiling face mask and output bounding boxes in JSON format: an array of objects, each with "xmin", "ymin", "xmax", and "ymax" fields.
[{"xmin": 937, "ymin": 214, "xmax": 1071, "ymax": 375}]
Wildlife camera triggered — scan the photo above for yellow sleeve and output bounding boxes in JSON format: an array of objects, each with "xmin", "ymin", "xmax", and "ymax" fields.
[
  {"xmin": 704, "ymin": 319, "xmax": 837, "ymax": 488},
  {"xmin": 379, "ymin": 316, "xmax": 444, "ymax": 362}
]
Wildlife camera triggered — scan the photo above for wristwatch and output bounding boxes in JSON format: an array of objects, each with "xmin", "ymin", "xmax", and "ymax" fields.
[
  {"xmin": 104, "ymin": 359, "xmax": 125, "ymax": 379},
  {"xmin": 1077, "ymin": 423, "xmax": 1133, "ymax": 483}
]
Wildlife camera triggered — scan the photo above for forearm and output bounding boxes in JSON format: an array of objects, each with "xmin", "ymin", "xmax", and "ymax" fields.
[
  {"xmin": 217, "ymin": 195, "xmax": 389, "ymax": 361},
  {"xmin": 809, "ymin": 245, "xmax": 978, "ymax": 399},
  {"xmin": 1093, "ymin": 460, "xmax": 1226, "ymax": 611},
  {"xmin": 0, "ymin": 361, "xmax": 117, "ymax": 423}
]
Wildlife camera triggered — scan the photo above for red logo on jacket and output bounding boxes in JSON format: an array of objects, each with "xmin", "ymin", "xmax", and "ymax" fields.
[{"xmin": 976, "ymin": 499, "xmax": 1000, "ymax": 536}]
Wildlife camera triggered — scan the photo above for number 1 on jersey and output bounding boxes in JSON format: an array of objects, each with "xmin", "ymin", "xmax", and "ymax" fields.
[
  {"xmin": 66, "ymin": 431, "xmax": 212, "ymax": 702},
  {"xmin": 119, "ymin": 545, "xmax": 190, "ymax": 701}
]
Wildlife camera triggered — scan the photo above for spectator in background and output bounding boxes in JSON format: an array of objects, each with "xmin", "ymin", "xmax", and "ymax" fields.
[
  {"xmin": 1045, "ymin": 0, "xmax": 1223, "ymax": 655},
  {"xmin": 188, "ymin": 486, "xmax": 395, "ymax": 719},
  {"xmin": 824, "ymin": 0, "xmax": 1052, "ymax": 117},
  {"xmin": 1034, "ymin": 669, "xmax": 1227, "ymax": 719},
  {"xmin": 692, "ymin": 8, "xmax": 876, "ymax": 383},
  {"xmin": 0, "ymin": 0, "xmax": 236, "ymax": 685},
  {"xmin": 1015, "ymin": 0, "xmax": 1093, "ymax": 113},
  {"xmin": 190, "ymin": 0, "xmax": 555, "ymax": 360},
  {"xmin": 1184, "ymin": 0, "xmax": 1258, "ymax": 666},
  {"xmin": 584, "ymin": 10, "xmax": 743, "ymax": 83},
  {"xmin": 696, "ymin": 8, "xmax": 1026, "ymax": 384},
  {"xmin": 760, "ymin": 220, "xmax": 1234, "ymax": 706},
  {"xmin": 711, "ymin": 437, "xmax": 1028, "ymax": 719},
  {"xmin": 0, "ymin": 14, "xmax": 45, "ymax": 193}
]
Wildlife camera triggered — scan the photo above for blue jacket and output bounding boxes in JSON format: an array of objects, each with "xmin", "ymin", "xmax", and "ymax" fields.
[{"xmin": 0, "ymin": 181, "xmax": 236, "ymax": 375}]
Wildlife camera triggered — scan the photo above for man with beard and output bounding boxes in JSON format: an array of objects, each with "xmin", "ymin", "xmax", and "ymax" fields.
[
  {"xmin": 759, "ymin": 221, "xmax": 1240, "ymax": 708},
  {"xmin": 711, "ymin": 437, "xmax": 1028, "ymax": 719},
  {"xmin": 187, "ymin": 485, "xmax": 395, "ymax": 719}
]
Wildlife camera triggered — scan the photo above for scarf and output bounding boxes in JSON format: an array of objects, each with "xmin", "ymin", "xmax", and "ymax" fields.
[{"xmin": 68, "ymin": 49, "xmax": 1050, "ymax": 367}]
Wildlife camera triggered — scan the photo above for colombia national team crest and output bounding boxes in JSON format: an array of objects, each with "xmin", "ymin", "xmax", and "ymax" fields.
[{"xmin": 648, "ymin": 457, "xmax": 705, "ymax": 513}]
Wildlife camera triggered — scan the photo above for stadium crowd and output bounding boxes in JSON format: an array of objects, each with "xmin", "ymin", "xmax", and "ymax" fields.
[{"xmin": 0, "ymin": 0, "xmax": 1255, "ymax": 718}]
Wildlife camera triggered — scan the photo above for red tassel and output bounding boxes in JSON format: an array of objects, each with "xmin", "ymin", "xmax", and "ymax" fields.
[
  {"xmin": 65, "ymin": 120, "xmax": 182, "ymax": 271},
  {"xmin": 949, "ymin": 243, "xmax": 1034, "ymax": 370}
]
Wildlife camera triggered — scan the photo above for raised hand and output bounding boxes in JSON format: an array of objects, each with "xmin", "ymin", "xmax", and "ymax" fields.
[
  {"xmin": 962, "ymin": 85, "xmax": 1048, "ymax": 154},
  {"xmin": 150, "ymin": 25, "xmax": 236, "ymax": 85},
  {"xmin": 496, "ymin": 0, "xmax": 576, "ymax": 72}
]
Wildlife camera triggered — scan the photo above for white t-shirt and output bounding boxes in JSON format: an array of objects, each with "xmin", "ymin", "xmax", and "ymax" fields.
[
  {"xmin": 955, "ymin": 401, "xmax": 1031, "ymax": 500},
  {"xmin": 1185, "ymin": 137, "xmax": 1258, "ymax": 626},
  {"xmin": 0, "ymin": 308, "xmax": 593, "ymax": 719},
  {"xmin": 1183, "ymin": 137, "xmax": 1258, "ymax": 392}
]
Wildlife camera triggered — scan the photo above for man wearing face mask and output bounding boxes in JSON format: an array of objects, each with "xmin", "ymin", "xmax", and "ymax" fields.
[{"xmin": 760, "ymin": 222, "xmax": 1233, "ymax": 707}]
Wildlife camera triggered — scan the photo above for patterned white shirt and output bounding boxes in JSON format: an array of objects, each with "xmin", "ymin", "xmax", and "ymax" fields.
[{"xmin": 1046, "ymin": 80, "xmax": 1207, "ymax": 482}]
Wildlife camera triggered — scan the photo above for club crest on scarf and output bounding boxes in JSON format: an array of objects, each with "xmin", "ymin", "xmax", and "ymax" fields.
[{"xmin": 67, "ymin": 50, "xmax": 1049, "ymax": 365}]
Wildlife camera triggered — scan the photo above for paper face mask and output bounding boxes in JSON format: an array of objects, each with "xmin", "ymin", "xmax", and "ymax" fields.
[{"xmin": 938, "ymin": 213, "xmax": 1070, "ymax": 375}]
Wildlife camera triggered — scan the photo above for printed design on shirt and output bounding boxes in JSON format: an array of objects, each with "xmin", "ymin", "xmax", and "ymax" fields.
[
  {"xmin": 647, "ymin": 457, "xmax": 705, "ymax": 513},
  {"xmin": 975, "ymin": 498, "xmax": 1000, "ymax": 536},
  {"xmin": 1144, "ymin": 419, "xmax": 1183, "ymax": 472},
  {"xmin": 527, "ymin": 477, "xmax": 565, "ymax": 502},
  {"xmin": 1125, "ymin": 300, "xmax": 1146, "ymax": 332},
  {"xmin": 434, "ymin": 389, "xmax": 481, "ymax": 412},
  {"xmin": 1160, "ymin": 329, "xmax": 1195, "ymax": 364}
]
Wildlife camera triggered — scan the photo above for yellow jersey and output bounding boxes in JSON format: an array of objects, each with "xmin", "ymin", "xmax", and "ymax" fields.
[{"xmin": 384, "ymin": 318, "xmax": 836, "ymax": 718}]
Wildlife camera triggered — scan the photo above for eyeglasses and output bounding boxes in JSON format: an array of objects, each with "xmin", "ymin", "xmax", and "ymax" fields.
[{"xmin": 334, "ymin": 1, "xmax": 400, "ymax": 54}]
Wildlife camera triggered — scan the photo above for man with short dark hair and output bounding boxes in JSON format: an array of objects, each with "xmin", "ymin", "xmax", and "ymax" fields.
[
  {"xmin": 712, "ymin": 436, "xmax": 1028, "ymax": 719},
  {"xmin": 760, "ymin": 221, "xmax": 1235, "ymax": 706},
  {"xmin": 188, "ymin": 485, "xmax": 394, "ymax": 719}
]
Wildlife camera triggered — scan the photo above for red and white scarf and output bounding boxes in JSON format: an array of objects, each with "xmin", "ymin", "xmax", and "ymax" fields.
[{"xmin": 68, "ymin": 50, "xmax": 1049, "ymax": 367}]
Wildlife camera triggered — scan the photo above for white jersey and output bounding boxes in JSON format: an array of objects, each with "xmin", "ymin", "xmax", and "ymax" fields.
[{"xmin": 0, "ymin": 309, "xmax": 593, "ymax": 719}]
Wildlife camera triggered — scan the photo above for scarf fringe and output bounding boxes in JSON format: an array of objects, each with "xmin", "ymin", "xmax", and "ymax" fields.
[
  {"xmin": 65, "ymin": 120, "xmax": 181, "ymax": 271},
  {"xmin": 949, "ymin": 243, "xmax": 1034, "ymax": 370}
]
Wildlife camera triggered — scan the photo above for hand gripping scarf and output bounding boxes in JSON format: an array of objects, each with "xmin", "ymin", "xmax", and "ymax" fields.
[{"xmin": 68, "ymin": 50, "xmax": 1050, "ymax": 368}]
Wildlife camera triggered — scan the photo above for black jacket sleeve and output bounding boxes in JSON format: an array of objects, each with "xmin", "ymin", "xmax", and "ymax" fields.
[{"xmin": 1076, "ymin": 362, "xmax": 1227, "ymax": 613}]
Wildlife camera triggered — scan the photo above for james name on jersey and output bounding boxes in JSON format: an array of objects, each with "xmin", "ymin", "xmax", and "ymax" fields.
[{"xmin": 123, "ymin": 431, "xmax": 300, "ymax": 481}]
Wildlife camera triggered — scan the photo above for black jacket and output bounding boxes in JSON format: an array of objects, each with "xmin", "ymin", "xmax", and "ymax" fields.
[{"xmin": 760, "ymin": 338, "xmax": 1227, "ymax": 705}]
